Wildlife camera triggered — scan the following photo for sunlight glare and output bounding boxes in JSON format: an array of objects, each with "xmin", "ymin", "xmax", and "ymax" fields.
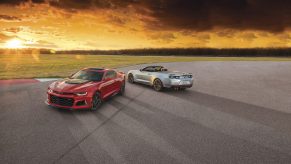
[{"xmin": 5, "ymin": 39, "xmax": 24, "ymax": 49}]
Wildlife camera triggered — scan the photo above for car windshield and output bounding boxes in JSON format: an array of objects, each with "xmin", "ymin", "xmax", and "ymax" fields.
[
  {"xmin": 143, "ymin": 66, "xmax": 165, "ymax": 72},
  {"xmin": 70, "ymin": 70, "xmax": 104, "ymax": 81}
]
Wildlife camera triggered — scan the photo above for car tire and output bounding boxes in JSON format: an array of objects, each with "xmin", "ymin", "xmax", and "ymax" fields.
[
  {"xmin": 91, "ymin": 92, "xmax": 102, "ymax": 111},
  {"xmin": 118, "ymin": 82, "xmax": 125, "ymax": 95},
  {"xmin": 128, "ymin": 74, "xmax": 134, "ymax": 84},
  {"xmin": 153, "ymin": 79, "xmax": 163, "ymax": 92}
]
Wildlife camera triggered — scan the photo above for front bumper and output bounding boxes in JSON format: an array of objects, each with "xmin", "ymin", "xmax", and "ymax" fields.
[{"xmin": 46, "ymin": 92, "xmax": 92, "ymax": 110}]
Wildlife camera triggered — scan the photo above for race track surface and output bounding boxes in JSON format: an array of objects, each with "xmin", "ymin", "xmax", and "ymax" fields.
[{"xmin": 1, "ymin": 62, "xmax": 291, "ymax": 164}]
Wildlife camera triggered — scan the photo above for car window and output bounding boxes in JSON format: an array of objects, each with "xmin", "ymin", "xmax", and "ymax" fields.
[
  {"xmin": 142, "ymin": 67, "xmax": 154, "ymax": 72},
  {"xmin": 105, "ymin": 70, "xmax": 117, "ymax": 79},
  {"xmin": 70, "ymin": 70, "xmax": 104, "ymax": 81},
  {"xmin": 153, "ymin": 66, "xmax": 163, "ymax": 72},
  {"xmin": 143, "ymin": 66, "xmax": 163, "ymax": 72}
]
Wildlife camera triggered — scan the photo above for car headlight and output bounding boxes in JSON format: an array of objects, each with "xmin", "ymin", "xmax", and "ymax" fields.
[
  {"xmin": 75, "ymin": 92, "xmax": 87, "ymax": 96},
  {"xmin": 48, "ymin": 88, "xmax": 53, "ymax": 93}
]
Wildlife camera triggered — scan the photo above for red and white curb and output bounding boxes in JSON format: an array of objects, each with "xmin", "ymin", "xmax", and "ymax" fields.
[{"xmin": 0, "ymin": 78, "xmax": 60, "ymax": 86}]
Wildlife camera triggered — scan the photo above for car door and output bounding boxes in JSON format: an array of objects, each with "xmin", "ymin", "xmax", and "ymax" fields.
[
  {"xmin": 102, "ymin": 71, "xmax": 116, "ymax": 98},
  {"xmin": 138, "ymin": 67, "xmax": 152, "ymax": 84},
  {"xmin": 135, "ymin": 69, "xmax": 146, "ymax": 82},
  {"xmin": 110, "ymin": 70, "xmax": 119, "ymax": 91}
]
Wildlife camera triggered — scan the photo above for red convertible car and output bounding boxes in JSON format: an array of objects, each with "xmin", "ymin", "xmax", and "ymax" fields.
[{"xmin": 46, "ymin": 68, "xmax": 125, "ymax": 110}]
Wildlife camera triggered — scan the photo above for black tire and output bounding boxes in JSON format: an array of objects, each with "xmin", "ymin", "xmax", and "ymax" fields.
[
  {"xmin": 128, "ymin": 74, "xmax": 134, "ymax": 84},
  {"xmin": 153, "ymin": 79, "xmax": 163, "ymax": 92},
  {"xmin": 118, "ymin": 82, "xmax": 125, "ymax": 95},
  {"xmin": 91, "ymin": 92, "xmax": 102, "ymax": 111}
]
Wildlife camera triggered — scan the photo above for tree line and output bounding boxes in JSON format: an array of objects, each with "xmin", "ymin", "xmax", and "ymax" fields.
[{"xmin": 1, "ymin": 48, "xmax": 291, "ymax": 57}]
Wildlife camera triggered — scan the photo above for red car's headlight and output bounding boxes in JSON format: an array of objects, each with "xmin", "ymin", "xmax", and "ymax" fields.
[
  {"xmin": 75, "ymin": 92, "xmax": 87, "ymax": 96},
  {"xmin": 48, "ymin": 88, "xmax": 53, "ymax": 93}
]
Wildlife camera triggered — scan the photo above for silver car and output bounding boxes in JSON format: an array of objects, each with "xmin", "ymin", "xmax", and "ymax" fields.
[{"xmin": 127, "ymin": 66, "xmax": 194, "ymax": 91}]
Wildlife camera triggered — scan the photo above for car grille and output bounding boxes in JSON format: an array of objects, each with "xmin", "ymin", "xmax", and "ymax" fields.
[{"xmin": 50, "ymin": 95, "xmax": 74, "ymax": 107}]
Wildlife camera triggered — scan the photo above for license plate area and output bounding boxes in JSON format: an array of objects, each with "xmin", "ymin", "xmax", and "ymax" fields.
[{"xmin": 180, "ymin": 81, "xmax": 191, "ymax": 85}]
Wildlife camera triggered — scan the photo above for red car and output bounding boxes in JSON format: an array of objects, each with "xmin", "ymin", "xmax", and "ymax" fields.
[{"xmin": 46, "ymin": 68, "xmax": 125, "ymax": 110}]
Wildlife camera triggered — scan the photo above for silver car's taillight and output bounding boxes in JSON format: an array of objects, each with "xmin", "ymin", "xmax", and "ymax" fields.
[{"xmin": 169, "ymin": 75, "xmax": 180, "ymax": 79}]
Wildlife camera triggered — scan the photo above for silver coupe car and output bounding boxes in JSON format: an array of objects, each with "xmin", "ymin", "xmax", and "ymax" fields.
[{"xmin": 127, "ymin": 66, "xmax": 194, "ymax": 91}]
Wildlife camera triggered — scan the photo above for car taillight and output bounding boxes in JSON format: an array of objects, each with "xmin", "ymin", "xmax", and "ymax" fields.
[{"xmin": 169, "ymin": 75, "xmax": 180, "ymax": 79}]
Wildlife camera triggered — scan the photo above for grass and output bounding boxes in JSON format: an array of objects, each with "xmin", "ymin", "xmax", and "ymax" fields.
[{"xmin": 0, "ymin": 54, "xmax": 290, "ymax": 79}]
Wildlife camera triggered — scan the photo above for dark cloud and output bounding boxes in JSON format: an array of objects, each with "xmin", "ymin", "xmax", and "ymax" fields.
[
  {"xmin": 0, "ymin": 0, "xmax": 44, "ymax": 5},
  {"xmin": 141, "ymin": 0, "xmax": 291, "ymax": 32},
  {"xmin": 48, "ymin": 0, "xmax": 137, "ymax": 9},
  {"xmin": 47, "ymin": 0, "xmax": 291, "ymax": 32},
  {"xmin": 0, "ymin": 14, "xmax": 21, "ymax": 21},
  {"xmin": 0, "ymin": 0, "xmax": 26, "ymax": 5},
  {"xmin": 2, "ymin": 0, "xmax": 291, "ymax": 32}
]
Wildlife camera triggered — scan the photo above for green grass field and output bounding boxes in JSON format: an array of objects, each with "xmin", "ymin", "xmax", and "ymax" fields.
[{"xmin": 0, "ymin": 54, "xmax": 290, "ymax": 79}]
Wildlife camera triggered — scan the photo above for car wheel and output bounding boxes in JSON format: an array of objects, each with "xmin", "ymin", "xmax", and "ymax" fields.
[
  {"xmin": 128, "ymin": 74, "xmax": 134, "ymax": 83},
  {"xmin": 118, "ymin": 82, "xmax": 125, "ymax": 95},
  {"xmin": 91, "ymin": 92, "xmax": 102, "ymax": 111},
  {"xmin": 153, "ymin": 79, "xmax": 163, "ymax": 91}
]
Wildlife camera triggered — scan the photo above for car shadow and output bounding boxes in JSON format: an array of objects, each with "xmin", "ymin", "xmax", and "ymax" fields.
[{"xmin": 161, "ymin": 89, "xmax": 291, "ymax": 132}]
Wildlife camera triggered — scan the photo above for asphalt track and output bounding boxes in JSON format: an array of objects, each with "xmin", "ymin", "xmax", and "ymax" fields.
[{"xmin": 1, "ymin": 61, "xmax": 291, "ymax": 164}]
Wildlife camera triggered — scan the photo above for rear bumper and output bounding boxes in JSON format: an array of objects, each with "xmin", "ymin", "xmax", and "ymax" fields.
[
  {"xmin": 170, "ymin": 84, "xmax": 193, "ymax": 88},
  {"xmin": 46, "ymin": 92, "xmax": 92, "ymax": 110},
  {"xmin": 164, "ymin": 79, "xmax": 194, "ymax": 88}
]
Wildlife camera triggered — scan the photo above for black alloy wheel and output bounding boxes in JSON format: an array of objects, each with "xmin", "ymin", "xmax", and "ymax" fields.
[
  {"xmin": 118, "ymin": 82, "xmax": 125, "ymax": 95},
  {"xmin": 153, "ymin": 79, "xmax": 163, "ymax": 91},
  {"xmin": 128, "ymin": 74, "xmax": 134, "ymax": 83},
  {"xmin": 91, "ymin": 92, "xmax": 102, "ymax": 111}
]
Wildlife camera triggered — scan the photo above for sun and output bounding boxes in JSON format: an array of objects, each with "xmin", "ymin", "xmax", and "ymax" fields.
[{"xmin": 5, "ymin": 39, "xmax": 24, "ymax": 49}]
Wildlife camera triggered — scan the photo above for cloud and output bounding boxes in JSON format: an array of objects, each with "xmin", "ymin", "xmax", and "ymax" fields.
[
  {"xmin": 51, "ymin": 0, "xmax": 291, "ymax": 33},
  {"xmin": 25, "ymin": 40, "xmax": 58, "ymax": 48},
  {"xmin": 0, "ymin": 0, "xmax": 44, "ymax": 5},
  {"xmin": 107, "ymin": 15, "xmax": 127, "ymax": 26},
  {"xmin": 0, "ymin": 33, "xmax": 18, "ymax": 43},
  {"xmin": 148, "ymin": 33, "xmax": 176, "ymax": 43},
  {"xmin": 141, "ymin": 0, "xmax": 291, "ymax": 32},
  {"xmin": 240, "ymin": 32, "xmax": 257, "ymax": 41},
  {"xmin": 0, "ymin": 14, "xmax": 21, "ymax": 22},
  {"xmin": 0, "ymin": 33, "xmax": 11, "ymax": 41},
  {"xmin": 2, "ymin": 0, "xmax": 291, "ymax": 32},
  {"xmin": 2, "ymin": 27, "xmax": 22, "ymax": 33}
]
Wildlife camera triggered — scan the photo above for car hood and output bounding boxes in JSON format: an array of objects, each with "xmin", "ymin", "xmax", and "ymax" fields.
[{"xmin": 49, "ymin": 78, "xmax": 97, "ymax": 92}]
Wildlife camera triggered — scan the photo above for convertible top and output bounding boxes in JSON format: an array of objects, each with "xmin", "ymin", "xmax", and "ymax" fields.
[{"xmin": 142, "ymin": 66, "xmax": 167, "ymax": 72}]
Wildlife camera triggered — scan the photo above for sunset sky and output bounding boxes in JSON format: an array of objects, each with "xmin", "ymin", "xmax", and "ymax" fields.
[{"xmin": 1, "ymin": 0, "xmax": 291, "ymax": 50}]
